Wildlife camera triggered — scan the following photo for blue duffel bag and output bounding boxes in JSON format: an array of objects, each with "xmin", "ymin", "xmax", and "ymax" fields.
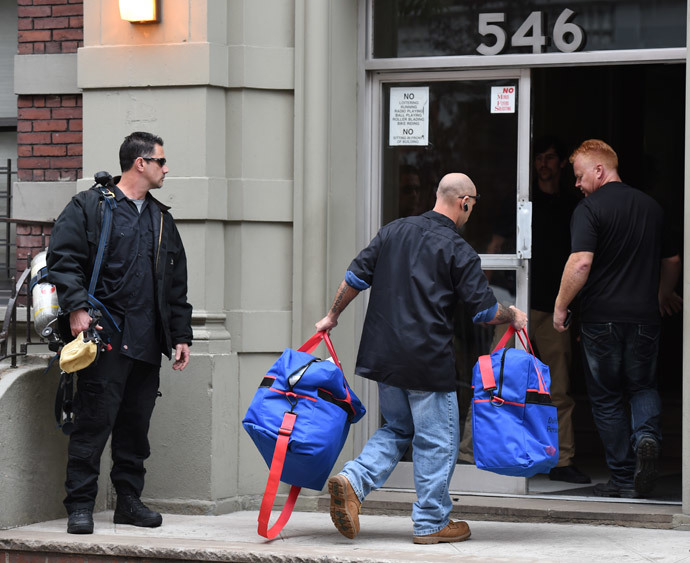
[
  {"xmin": 472, "ymin": 326, "xmax": 558, "ymax": 477},
  {"xmin": 243, "ymin": 331, "xmax": 365, "ymax": 538}
]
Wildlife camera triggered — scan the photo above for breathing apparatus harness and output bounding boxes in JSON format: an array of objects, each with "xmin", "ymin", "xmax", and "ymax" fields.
[{"xmin": 52, "ymin": 171, "xmax": 122, "ymax": 434}]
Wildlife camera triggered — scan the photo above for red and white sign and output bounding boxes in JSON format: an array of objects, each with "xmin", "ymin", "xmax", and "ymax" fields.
[{"xmin": 491, "ymin": 86, "xmax": 516, "ymax": 114}]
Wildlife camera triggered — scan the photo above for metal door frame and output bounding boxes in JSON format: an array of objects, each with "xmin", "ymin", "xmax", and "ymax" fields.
[
  {"xmin": 360, "ymin": 68, "xmax": 531, "ymax": 494},
  {"xmin": 354, "ymin": 0, "xmax": 687, "ymax": 498}
]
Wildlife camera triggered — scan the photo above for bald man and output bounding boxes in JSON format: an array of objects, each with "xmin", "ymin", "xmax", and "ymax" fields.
[{"xmin": 316, "ymin": 173, "xmax": 527, "ymax": 544}]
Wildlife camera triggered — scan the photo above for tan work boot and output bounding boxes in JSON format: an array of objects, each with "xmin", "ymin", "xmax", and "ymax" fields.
[
  {"xmin": 413, "ymin": 520, "xmax": 471, "ymax": 544},
  {"xmin": 327, "ymin": 474, "xmax": 361, "ymax": 539}
]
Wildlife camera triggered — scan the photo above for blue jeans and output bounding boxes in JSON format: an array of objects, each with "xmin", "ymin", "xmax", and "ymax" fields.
[
  {"xmin": 341, "ymin": 382, "xmax": 459, "ymax": 536},
  {"xmin": 580, "ymin": 322, "xmax": 662, "ymax": 487}
]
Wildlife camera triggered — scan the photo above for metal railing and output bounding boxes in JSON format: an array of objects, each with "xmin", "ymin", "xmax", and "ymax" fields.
[
  {"xmin": 0, "ymin": 159, "xmax": 14, "ymax": 288},
  {"xmin": 0, "ymin": 264, "xmax": 33, "ymax": 366},
  {"xmin": 0, "ymin": 157, "xmax": 58, "ymax": 367},
  {"xmin": 0, "ymin": 248, "xmax": 57, "ymax": 367},
  {"xmin": 0, "ymin": 162, "xmax": 57, "ymax": 367}
]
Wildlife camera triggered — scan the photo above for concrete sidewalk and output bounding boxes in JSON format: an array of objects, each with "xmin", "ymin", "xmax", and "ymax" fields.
[{"xmin": 1, "ymin": 509, "xmax": 689, "ymax": 563}]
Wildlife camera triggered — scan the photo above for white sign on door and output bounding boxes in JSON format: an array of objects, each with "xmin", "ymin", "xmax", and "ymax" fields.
[
  {"xmin": 389, "ymin": 87, "xmax": 429, "ymax": 146},
  {"xmin": 491, "ymin": 85, "xmax": 516, "ymax": 113}
]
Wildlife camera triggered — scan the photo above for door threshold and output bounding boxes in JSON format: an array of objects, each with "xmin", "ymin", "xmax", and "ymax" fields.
[
  {"xmin": 351, "ymin": 488, "xmax": 683, "ymax": 528},
  {"xmin": 453, "ymin": 490, "xmax": 682, "ymax": 506},
  {"xmin": 378, "ymin": 487, "xmax": 680, "ymax": 506}
]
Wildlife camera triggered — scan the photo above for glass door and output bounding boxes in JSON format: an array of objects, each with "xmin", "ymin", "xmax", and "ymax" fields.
[{"xmin": 366, "ymin": 69, "xmax": 532, "ymax": 494}]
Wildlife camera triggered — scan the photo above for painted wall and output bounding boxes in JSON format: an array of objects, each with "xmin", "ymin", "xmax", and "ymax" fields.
[
  {"xmin": 0, "ymin": 357, "xmax": 108, "ymax": 529},
  {"xmin": 0, "ymin": 3, "xmax": 17, "ymax": 121},
  {"xmin": 72, "ymin": 0, "xmax": 361, "ymax": 514}
]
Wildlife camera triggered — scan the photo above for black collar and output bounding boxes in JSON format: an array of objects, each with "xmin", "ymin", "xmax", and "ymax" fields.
[{"xmin": 423, "ymin": 210, "xmax": 458, "ymax": 231}]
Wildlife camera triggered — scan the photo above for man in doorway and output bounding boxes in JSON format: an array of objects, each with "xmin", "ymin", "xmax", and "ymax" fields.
[
  {"xmin": 48, "ymin": 132, "xmax": 193, "ymax": 533},
  {"xmin": 554, "ymin": 139, "xmax": 681, "ymax": 498},
  {"xmin": 315, "ymin": 173, "xmax": 528, "ymax": 544},
  {"xmin": 529, "ymin": 136, "xmax": 589, "ymax": 484}
]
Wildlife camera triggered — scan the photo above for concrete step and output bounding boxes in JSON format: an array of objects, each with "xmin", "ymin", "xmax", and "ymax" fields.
[
  {"xmin": 358, "ymin": 489, "xmax": 683, "ymax": 529},
  {"xmin": 1, "ymin": 507, "xmax": 689, "ymax": 563}
]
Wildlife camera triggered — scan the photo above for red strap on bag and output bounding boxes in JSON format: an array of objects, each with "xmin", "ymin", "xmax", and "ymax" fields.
[
  {"xmin": 513, "ymin": 327, "xmax": 548, "ymax": 394},
  {"xmin": 298, "ymin": 331, "xmax": 356, "ymax": 411},
  {"xmin": 478, "ymin": 354, "xmax": 497, "ymax": 391},
  {"xmin": 257, "ymin": 411, "xmax": 301, "ymax": 539},
  {"xmin": 494, "ymin": 325, "xmax": 518, "ymax": 352},
  {"xmin": 256, "ymin": 331, "xmax": 340, "ymax": 539},
  {"xmin": 478, "ymin": 326, "xmax": 549, "ymax": 396},
  {"xmin": 297, "ymin": 331, "xmax": 342, "ymax": 370}
]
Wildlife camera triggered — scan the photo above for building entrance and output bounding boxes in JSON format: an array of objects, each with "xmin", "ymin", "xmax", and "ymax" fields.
[
  {"xmin": 371, "ymin": 62, "xmax": 683, "ymax": 503},
  {"xmin": 528, "ymin": 62, "xmax": 684, "ymax": 503}
]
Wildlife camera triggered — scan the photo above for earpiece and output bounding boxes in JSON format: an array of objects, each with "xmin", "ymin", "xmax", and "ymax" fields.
[{"xmin": 464, "ymin": 203, "xmax": 469, "ymax": 212}]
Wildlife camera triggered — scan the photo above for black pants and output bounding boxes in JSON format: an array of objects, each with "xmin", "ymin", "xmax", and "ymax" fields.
[{"xmin": 64, "ymin": 330, "xmax": 160, "ymax": 513}]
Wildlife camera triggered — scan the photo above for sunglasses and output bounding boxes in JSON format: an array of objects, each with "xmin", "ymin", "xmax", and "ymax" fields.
[{"xmin": 142, "ymin": 156, "xmax": 167, "ymax": 167}]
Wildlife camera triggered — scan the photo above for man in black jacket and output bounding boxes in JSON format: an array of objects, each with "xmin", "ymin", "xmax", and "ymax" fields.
[
  {"xmin": 315, "ymin": 173, "xmax": 527, "ymax": 544},
  {"xmin": 47, "ymin": 131, "xmax": 193, "ymax": 534}
]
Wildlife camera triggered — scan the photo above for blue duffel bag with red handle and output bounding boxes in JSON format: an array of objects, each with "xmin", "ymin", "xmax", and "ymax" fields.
[
  {"xmin": 472, "ymin": 326, "xmax": 559, "ymax": 477},
  {"xmin": 243, "ymin": 331, "xmax": 365, "ymax": 538}
]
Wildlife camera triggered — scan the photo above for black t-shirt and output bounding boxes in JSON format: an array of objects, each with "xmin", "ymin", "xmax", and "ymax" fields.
[
  {"xmin": 531, "ymin": 187, "xmax": 581, "ymax": 312},
  {"xmin": 348, "ymin": 211, "xmax": 497, "ymax": 392},
  {"xmin": 570, "ymin": 182, "xmax": 674, "ymax": 324}
]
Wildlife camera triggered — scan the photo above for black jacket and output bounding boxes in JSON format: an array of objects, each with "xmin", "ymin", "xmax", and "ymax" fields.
[
  {"xmin": 47, "ymin": 185, "xmax": 193, "ymax": 359},
  {"xmin": 348, "ymin": 211, "xmax": 497, "ymax": 392}
]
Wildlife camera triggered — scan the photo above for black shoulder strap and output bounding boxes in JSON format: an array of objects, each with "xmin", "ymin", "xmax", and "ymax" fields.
[
  {"xmin": 85, "ymin": 183, "xmax": 121, "ymax": 333},
  {"xmin": 88, "ymin": 184, "xmax": 117, "ymax": 296}
]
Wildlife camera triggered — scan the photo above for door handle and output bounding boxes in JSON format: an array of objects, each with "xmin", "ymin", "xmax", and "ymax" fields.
[{"xmin": 516, "ymin": 201, "xmax": 532, "ymax": 259}]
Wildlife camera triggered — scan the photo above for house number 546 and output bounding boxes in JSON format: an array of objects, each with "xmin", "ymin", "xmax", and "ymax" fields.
[{"xmin": 477, "ymin": 9, "xmax": 585, "ymax": 55}]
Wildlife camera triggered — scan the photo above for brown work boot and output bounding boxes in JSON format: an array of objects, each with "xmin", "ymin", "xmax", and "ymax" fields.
[
  {"xmin": 413, "ymin": 520, "xmax": 471, "ymax": 544},
  {"xmin": 327, "ymin": 474, "xmax": 361, "ymax": 539}
]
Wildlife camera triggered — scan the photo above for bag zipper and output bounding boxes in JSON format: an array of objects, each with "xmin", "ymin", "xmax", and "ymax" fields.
[{"xmin": 497, "ymin": 348, "xmax": 509, "ymax": 399}]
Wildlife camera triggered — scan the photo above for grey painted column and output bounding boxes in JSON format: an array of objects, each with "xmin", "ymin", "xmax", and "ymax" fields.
[
  {"xmin": 293, "ymin": 0, "xmax": 330, "ymax": 340},
  {"xmin": 681, "ymin": 2, "xmax": 690, "ymax": 524},
  {"xmin": 293, "ymin": 0, "xmax": 359, "ymax": 337},
  {"xmin": 293, "ymin": 0, "xmax": 363, "ymax": 483}
]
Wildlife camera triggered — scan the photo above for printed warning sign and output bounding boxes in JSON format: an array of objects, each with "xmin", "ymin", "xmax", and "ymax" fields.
[
  {"xmin": 491, "ymin": 85, "xmax": 516, "ymax": 114},
  {"xmin": 389, "ymin": 87, "xmax": 429, "ymax": 146}
]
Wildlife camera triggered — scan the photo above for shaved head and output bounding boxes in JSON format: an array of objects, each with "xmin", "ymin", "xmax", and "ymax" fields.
[
  {"xmin": 437, "ymin": 173, "xmax": 477, "ymax": 202},
  {"xmin": 432, "ymin": 172, "xmax": 479, "ymax": 229}
]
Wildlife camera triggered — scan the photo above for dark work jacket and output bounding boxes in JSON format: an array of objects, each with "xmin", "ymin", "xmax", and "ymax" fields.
[
  {"xmin": 348, "ymin": 211, "xmax": 497, "ymax": 392},
  {"xmin": 47, "ymin": 185, "xmax": 193, "ymax": 359}
]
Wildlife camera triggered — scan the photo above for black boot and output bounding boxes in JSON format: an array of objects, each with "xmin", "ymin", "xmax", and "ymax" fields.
[
  {"xmin": 634, "ymin": 436, "xmax": 660, "ymax": 496},
  {"xmin": 113, "ymin": 494, "xmax": 162, "ymax": 527},
  {"xmin": 67, "ymin": 508, "xmax": 94, "ymax": 534}
]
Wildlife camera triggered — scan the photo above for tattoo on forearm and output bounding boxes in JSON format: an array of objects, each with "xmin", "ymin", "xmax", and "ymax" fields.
[
  {"xmin": 330, "ymin": 285, "xmax": 348, "ymax": 315},
  {"xmin": 494, "ymin": 303, "xmax": 514, "ymax": 323}
]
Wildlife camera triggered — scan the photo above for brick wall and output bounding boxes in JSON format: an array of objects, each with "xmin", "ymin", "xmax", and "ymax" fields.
[
  {"xmin": 17, "ymin": 94, "xmax": 83, "ymax": 182},
  {"xmin": 16, "ymin": 223, "xmax": 52, "ymax": 276},
  {"xmin": 17, "ymin": 0, "xmax": 84, "ymax": 55},
  {"xmin": 15, "ymin": 0, "xmax": 84, "ymax": 276}
]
